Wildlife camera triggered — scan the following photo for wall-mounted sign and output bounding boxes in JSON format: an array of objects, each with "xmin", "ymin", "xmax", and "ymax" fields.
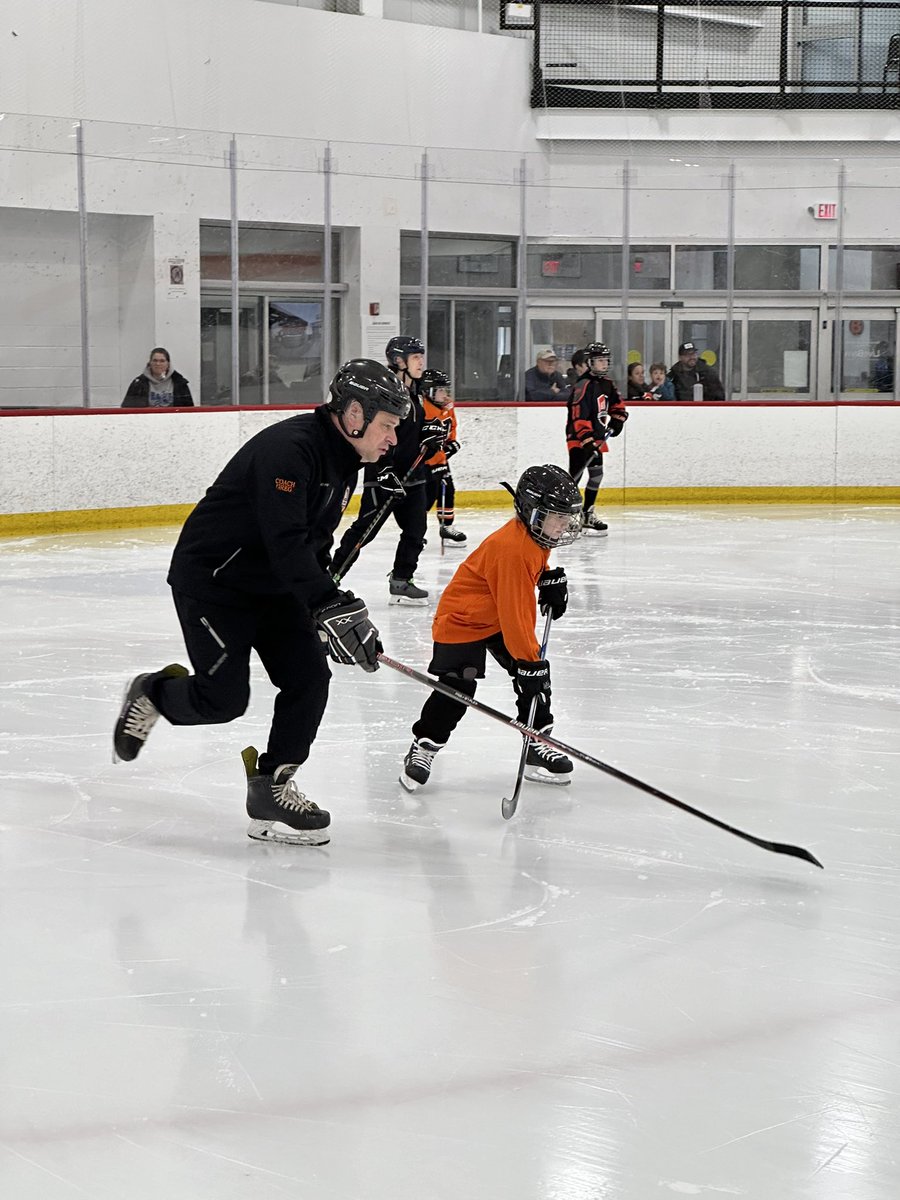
[{"xmin": 813, "ymin": 203, "xmax": 837, "ymax": 220}]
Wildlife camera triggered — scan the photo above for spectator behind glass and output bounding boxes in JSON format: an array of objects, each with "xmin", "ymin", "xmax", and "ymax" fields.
[
  {"xmin": 524, "ymin": 348, "xmax": 566, "ymax": 402},
  {"xmin": 122, "ymin": 347, "xmax": 194, "ymax": 408},
  {"xmin": 667, "ymin": 342, "xmax": 725, "ymax": 402},
  {"xmin": 648, "ymin": 361, "xmax": 675, "ymax": 400},
  {"xmin": 626, "ymin": 362, "xmax": 652, "ymax": 400}
]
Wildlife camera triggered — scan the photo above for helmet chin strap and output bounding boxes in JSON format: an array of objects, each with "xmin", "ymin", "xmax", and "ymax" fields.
[{"xmin": 338, "ymin": 410, "xmax": 367, "ymax": 440}]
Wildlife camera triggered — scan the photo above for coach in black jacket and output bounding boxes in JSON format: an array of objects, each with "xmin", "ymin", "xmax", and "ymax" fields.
[{"xmin": 113, "ymin": 360, "xmax": 410, "ymax": 845}]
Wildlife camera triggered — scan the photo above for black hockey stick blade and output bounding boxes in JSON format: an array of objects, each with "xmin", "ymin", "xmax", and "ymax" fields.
[
  {"xmin": 501, "ymin": 608, "xmax": 554, "ymax": 821},
  {"xmin": 379, "ymin": 653, "xmax": 823, "ymax": 869}
]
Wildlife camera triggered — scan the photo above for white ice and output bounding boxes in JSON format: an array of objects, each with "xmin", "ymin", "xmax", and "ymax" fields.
[{"xmin": 2, "ymin": 504, "xmax": 900, "ymax": 1200}]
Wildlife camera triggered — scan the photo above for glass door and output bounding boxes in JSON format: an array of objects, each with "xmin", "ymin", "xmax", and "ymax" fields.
[
  {"xmin": 832, "ymin": 309, "xmax": 897, "ymax": 400},
  {"xmin": 597, "ymin": 307, "xmax": 747, "ymax": 398},
  {"xmin": 744, "ymin": 310, "xmax": 817, "ymax": 398},
  {"xmin": 528, "ymin": 307, "xmax": 596, "ymax": 394}
]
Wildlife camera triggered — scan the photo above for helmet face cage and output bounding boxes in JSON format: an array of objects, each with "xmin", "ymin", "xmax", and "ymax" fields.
[{"xmin": 514, "ymin": 465, "xmax": 583, "ymax": 549}]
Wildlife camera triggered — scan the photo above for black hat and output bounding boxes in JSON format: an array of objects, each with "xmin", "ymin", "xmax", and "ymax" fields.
[{"xmin": 679, "ymin": 342, "xmax": 698, "ymax": 355}]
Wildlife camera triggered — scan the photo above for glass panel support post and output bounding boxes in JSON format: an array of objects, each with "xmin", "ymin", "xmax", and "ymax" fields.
[
  {"xmin": 832, "ymin": 162, "xmax": 846, "ymax": 402},
  {"xmin": 420, "ymin": 151, "xmax": 430, "ymax": 346},
  {"xmin": 516, "ymin": 158, "xmax": 528, "ymax": 401},
  {"xmin": 322, "ymin": 144, "xmax": 334, "ymax": 389},
  {"xmin": 76, "ymin": 122, "xmax": 91, "ymax": 407},
  {"xmin": 620, "ymin": 159, "xmax": 631, "ymax": 386},
  {"xmin": 229, "ymin": 135, "xmax": 240, "ymax": 407},
  {"xmin": 725, "ymin": 161, "xmax": 736, "ymax": 401}
]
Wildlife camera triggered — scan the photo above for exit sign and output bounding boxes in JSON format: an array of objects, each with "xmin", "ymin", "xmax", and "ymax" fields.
[{"xmin": 814, "ymin": 203, "xmax": 837, "ymax": 220}]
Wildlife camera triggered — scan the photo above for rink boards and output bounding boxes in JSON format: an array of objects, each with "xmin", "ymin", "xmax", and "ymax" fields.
[{"xmin": 1, "ymin": 400, "xmax": 899, "ymax": 536}]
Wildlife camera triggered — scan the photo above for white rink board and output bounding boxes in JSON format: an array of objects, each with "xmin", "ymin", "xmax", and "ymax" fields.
[{"xmin": 1, "ymin": 403, "xmax": 898, "ymax": 518}]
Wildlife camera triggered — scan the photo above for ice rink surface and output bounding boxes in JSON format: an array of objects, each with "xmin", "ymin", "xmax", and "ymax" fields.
[{"xmin": 2, "ymin": 503, "xmax": 900, "ymax": 1200}]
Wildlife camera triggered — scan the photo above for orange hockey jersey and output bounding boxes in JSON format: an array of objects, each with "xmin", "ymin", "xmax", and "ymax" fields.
[
  {"xmin": 431, "ymin": 518, "xmax": 550, "ymax": 661},
  {"xmin": 422, "ymin": 396, "xmax": 458, "ymax": 467}
]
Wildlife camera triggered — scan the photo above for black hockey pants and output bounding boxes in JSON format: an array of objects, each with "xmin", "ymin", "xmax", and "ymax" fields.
[
  {"xmin": 335, "ymin": 470, "xmax": 428, "ymax": 580},
  {"xmin": 412, "ymin": 634, "xmax": 553, "ymax": 746},
  {"xmin": 147, "ymin": 589, "xmax": 330, "ymax": 775}
]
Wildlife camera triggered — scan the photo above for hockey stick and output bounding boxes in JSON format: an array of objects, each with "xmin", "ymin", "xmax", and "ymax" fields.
[
  {"xmin": 379, "ymin": 653, "xmax": 823, "ymax": 869},
  {"xmin": 332, "ymin": 448, "xmax": 428, "ymax": 584},
  {"xmin": 439, "ymin": 472, "xmax": 447, "ymax": 558},
  {"xmin": 501, "ymin": 607, "xmax": 554, "ymax": 821}
]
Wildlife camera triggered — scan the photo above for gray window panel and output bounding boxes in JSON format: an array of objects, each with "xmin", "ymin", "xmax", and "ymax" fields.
[
  {"xmin": 676, "ymin": 246, "xmax": 820, "ymax": 291},
  {"xmin": 401, "ymin": 233, "xmax": 516, "ymax": 289},
  {"xmin": 200, "ymin": 223, "xmax": 339, "ymax": 285},
  {"xmin": 829, "ymin": 247, "xmax": 900, "ymax": 291},
  {"xmin": 528, "ymin": 245, "xmax": 670, "ymax": 291},
  {"xmin": 746, "ymin": 320, "xmax": 811, "ymax": 394}
]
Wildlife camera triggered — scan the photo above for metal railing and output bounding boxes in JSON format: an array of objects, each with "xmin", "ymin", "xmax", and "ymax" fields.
[{"xmin": 533, "ymin": 0, "xmax": 900, "ymax": 108}]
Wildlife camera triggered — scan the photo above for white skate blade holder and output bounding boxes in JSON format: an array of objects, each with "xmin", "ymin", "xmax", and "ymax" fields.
[{"xmin": 247, "ymin": 819, "xmax": 331, "ymax": 846}]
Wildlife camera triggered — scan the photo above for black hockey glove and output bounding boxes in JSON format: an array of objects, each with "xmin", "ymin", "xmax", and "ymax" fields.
[
  {"xmin": 537, "ymin": 567, "xmax": 568, "ymax": 620},
  {"xmin": 606, "ymin": 412, "xmax": 628, "ymax": 438},
  {"xmin": 314, "ymin": 591, "xmax": 382, "ymax": 673},
  {"xmin": 443, "ymin": 439, "xmax": 460, "ymax": 459},
  {"xmin": 513, "ymin": 658, "xmax": 551, "ymax": 703},
  {"xmin": 429, "ymin": 463, "xmax": 451, "ymax": 481},
  {"xmin": 375, "ymin": 467, "xmax": 405, "ymax": 496},
  {"xmin": 420, "ymin": 418, "xmax": 450, "ymax": 454}
]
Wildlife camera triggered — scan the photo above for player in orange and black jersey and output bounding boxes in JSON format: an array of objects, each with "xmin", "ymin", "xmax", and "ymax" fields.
[
  {"xmin": 565, "ymin": 342, "xmax": 629, "ymax": 536},
  {"xmin": 420, "ymin": 368, "xmax": 466, "ymax": 547},
  {"xmin": 398, "ymin": 465, "xmax": 583, "ymax": 792}
]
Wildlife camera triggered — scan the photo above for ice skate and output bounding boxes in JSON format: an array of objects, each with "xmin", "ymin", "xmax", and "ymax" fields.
[
  {"xmin": 113, "ymin": 664, "xmax": 188, "ymax": 763},
  {"xmin": 388, "ymin": 575, "xmax": 429, "ymax": 606},
  {"xmin": 399, "ymin": 736, "xmax": 445, "ymax": 791},
  {"xmin": 439, "ymin": 525, "xmax": 467, "ymax": 546},
  {"xmin": 524, "ymin": 729, "xmax": 573, "ymax": 786},
  {"xmin": 242, "ymin": 746, "xmax": 331, "ymax": 846},
  {"xmin": 581, "ymin": 511, "xmax": 608, "ymax": 537}
]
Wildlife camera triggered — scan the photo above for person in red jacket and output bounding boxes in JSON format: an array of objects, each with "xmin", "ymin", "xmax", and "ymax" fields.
[
  {"xmin": 398, "ymin": 464, "xmax": 582, "ymax": 792},
  {"xmin": 565, "ymin": 342, "xmax": 628, "ymax": 536},
  {"xmin": 420, "ymin": 367, "xmax": 466, "ymax": 547}
]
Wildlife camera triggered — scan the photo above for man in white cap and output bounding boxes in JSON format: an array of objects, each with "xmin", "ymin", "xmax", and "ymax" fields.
[{"xmin": 524, "ymin": 349, "xmax": 566, "ymax": 402}]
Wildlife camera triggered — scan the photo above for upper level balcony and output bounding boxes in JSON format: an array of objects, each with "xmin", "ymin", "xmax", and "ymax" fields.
[{"xmin": 522, "ymin": 0, "xmax": 900, "ymax": 108}]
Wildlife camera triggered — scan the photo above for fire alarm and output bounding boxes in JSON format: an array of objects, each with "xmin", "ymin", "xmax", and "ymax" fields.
[{"xmin": 369, "ymin": 302, "xmax": 380, "ymax": 316}]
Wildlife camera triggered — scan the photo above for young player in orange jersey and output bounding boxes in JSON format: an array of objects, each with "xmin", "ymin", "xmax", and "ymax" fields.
[
  {"xmin": 419, "ymin": 368, "xmax": 466, "ymax": 547},
  {"xmin": 398, "ymin": 464, "xmax": 582, "ymax": 792}
]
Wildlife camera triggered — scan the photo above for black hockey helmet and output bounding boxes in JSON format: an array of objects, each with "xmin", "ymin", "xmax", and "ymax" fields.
[
  {"xmin": 584, "ymin": 341, "xmax": 611, "ymax": 376},
  {"xmin": 385, "ymin": 335, "xmax": 426, "ymax": 369},
  {"xmin": 419, "ymin": 368, "xmax": 451, "ymax": 402},
  {"xmin": 327, "ymin": 358, "xmax": 411, "ymax": 438},
  {"xmin": 505, "ymin": 464, "xmax": 583, "ymax": 549}
]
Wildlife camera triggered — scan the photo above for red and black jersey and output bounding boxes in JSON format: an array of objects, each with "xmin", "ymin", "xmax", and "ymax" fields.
[{"xmin": 565, "ymin": 374, "xmax": 626, "ymax": 453}]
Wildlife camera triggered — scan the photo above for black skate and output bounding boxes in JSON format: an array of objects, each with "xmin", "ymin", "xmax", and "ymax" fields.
[
  {"xmin": 113, "ymin": 664, "xmax": 188, "ymax": 763},
  {"xmin": 242, "ymin": 746, "xmax": 330, "ymax": 846},
  {"xmin": 524, "ymin": 729, "xmax": 573, "ymax": 786},
  {"xmin": 399, "ymin": 736, "xmax": 445, "ymax": 792},
  {"xmin": 439, "ymin": 526, "xmax": 467, "ymax": 546},
  {"xmin": 388, "ymin": 575, "xmax": 429, "ymax": 606},
  {"xmin": 582, "ymin": 512, "xmax": 608, "ymax": 537}
]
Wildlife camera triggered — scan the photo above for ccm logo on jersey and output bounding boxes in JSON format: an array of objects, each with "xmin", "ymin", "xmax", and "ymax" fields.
[{"xmin": 275, "ymin": 477, "xmax": 296, "ymax": 493}]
